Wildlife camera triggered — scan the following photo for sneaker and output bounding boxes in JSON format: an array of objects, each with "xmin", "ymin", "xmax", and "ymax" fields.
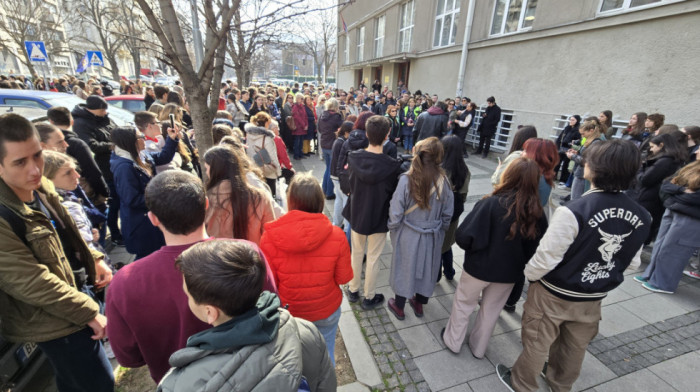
[
  {"xmin": 633, "ymin": 276, "xmax": 648, "ymax": 284},
  {"xmin": 387, "ymin": 298, "xmax": 405, "ymax": 320},
  {"xmin": 503, "ymin": 304, "xmax": 516, "ymax": 313},
  {"xmin": 361, "ymin": 293, "xmax": 385, "ymax": 310},
  {"xmin": 642, "ymin": 282, "xmax": 674, "ymax": 294},
  {"xmin": 683, "ymin": 270, "xmax": 700, "ymax": 280},
  {"xmin": 102, "ymin": 340, "xmax": 116, "ymax": 359},
  {"xmin": 346, "ymin": 289, "xmax": 360, "ymax": 303},
  {"xmin": 408, "ymin": 296, "xmax": 424, "ymax": 317},
  {"xmin": 496, "ymin": 364, "xmax": 515, "ymax": 392}
]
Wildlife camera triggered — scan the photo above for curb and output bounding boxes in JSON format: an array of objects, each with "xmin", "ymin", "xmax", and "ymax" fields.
[{"xmin": 338, "ymin": 293, "xmax": 382, "ymax": 389}]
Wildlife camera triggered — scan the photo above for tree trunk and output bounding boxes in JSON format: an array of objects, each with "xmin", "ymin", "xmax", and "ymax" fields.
[
  {"xmin": 106, "ymin": 55, "xmax": 121, "ymax": 81},
  {"xmin": 185, "ymin": 85, "xmax": 214, "ymax": 162},
  {"xmin": 131, "ymin": 50, "xmax": 141, "ymax": 80}
]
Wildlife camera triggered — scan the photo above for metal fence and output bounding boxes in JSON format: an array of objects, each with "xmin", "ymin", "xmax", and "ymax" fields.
[{"xmin": 465, "ymin": 106, "xmax": 517, "ymax": 153}]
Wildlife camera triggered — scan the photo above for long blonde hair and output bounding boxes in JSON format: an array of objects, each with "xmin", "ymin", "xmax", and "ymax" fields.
[{"xmin": 407, "ymin": 137, "xmax": 445, "ymax": 210}]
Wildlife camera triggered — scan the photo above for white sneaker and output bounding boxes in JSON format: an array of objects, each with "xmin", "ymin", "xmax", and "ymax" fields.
[{"xmin": 102, "ymin": 340, "xmax": 116, "ymax": 359}]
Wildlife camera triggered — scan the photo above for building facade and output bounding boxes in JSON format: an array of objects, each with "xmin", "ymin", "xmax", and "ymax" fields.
[{"xmin": 337, "ymin": 0, "xmax": 700, "ymax": 137}]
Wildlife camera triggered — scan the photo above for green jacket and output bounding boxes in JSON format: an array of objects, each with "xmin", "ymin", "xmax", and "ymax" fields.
[
  {"xmin": 0, "ymin": 177, "xmax": 100, "ymax": 342},
  {"xmin": 158, "ymin": 292, "xmax": 336, "ymax": 392}
]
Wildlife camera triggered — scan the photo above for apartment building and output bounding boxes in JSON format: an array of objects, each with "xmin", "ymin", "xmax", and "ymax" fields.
[{"xmin": 337, "ymin": 0, "xmax": 700, "ymax": 137}]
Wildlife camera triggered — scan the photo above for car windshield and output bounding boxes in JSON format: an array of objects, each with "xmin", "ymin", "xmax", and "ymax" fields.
[{"xmin": 44, "ymin": 95, "xmax": 134, "ymax": 126}]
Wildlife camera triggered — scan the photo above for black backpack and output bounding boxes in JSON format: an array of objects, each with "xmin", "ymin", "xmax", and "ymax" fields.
[{"xmin": 0, "ymin": 204, "xmax": 27, "ymax": 246}]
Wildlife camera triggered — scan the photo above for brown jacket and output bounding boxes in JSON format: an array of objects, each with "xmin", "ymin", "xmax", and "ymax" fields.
[
  {"xmin": 0, "ymin": 177, "xmax": 102, "ymax": 342},
  {"xmin": 205, "ymin": 180, "xmax": 275, "ymax": 245}
]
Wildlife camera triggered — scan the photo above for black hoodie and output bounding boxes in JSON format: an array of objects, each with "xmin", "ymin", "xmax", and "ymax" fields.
[
  {"xmin": 62, "ymin": 128, "xmax": 109, "ymax": 199},
  {"xmin": 72, "ymin": 104, "xmax": 116, "ymax": 181},
  {"xmin": 661, "ymin": 182, "xmax": 700, "ymax": 220},
  {"xmin": 342, "ymin": 149, "xmax": 402, "ymax": 235}
]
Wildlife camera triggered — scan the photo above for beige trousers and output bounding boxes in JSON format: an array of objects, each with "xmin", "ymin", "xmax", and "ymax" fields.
[
  {"xmin": 348, "ymin": 231, "xmax": 386, "ymax": 298},
  {"xmin": 511, "ymin": 281, "xmax": 601, "ymax": 392},
  {"xmin": 443, "ymin": 271, "xmax": 514, "ymax": 357}
]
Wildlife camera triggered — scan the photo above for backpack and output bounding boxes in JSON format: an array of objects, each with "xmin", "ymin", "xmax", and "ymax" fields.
[{"xmin": 0, "ymin": 204, "xmax": 27, "ymax": 246}]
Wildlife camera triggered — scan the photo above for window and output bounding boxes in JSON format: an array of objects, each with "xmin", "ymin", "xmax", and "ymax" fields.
[
  {"xmin": 599, "ymin": 0, "xmax": 676, "ymax": 13},
  {"xmin": 433, "ymin": 0, "xmax": 460, "ymax": 47},
  {"xmin": 344, "ymin": 35, "xmax": 350, "ymax": 65},
  {"xmin": 490, "ymin": 0, "xmax": 538, "ymax": 36},
  {"xmin": 356, "ymin": 26, "xmax": 365, "ymax": 62},
  {"xmin": 374, "ymin": 16, "xmax": 385, "ymax": 58},
  {"xmin": 399, "ymin": 0, "xmax": 415, "ymax": 52}
]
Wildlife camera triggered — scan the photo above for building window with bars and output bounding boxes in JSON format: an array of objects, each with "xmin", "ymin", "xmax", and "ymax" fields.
[
  {"xmin": 399, "ymin": 0, "xmax": 414, "ymax": 53},
  {"xmin": 374, "ymin": 16, "xmax": 385, "ymax": 58},
  {"xmin": 433, "ymin": 0, "xmax": 460, "ymax": 48},
  {"xmin": 357, "ymin": 26, "xmax": 365, "ymax": 62},
  {"xmin": 490, "ymin": 0, "xmax": 538, "ymax": 36}
]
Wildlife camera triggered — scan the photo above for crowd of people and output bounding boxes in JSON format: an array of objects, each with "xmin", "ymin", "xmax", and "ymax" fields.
[{"xmin": 0, "ymin": 73, "xmax": 698, "ymax": 392}]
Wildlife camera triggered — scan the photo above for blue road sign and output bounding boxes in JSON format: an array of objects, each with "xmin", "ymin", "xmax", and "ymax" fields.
[
  {"xmin": 87, "ymin": 51, "xmax": 104, "ymax": 67},
  {"xmin": 24, "ymin": 41, "xmax": 48, "ymax": 62}
]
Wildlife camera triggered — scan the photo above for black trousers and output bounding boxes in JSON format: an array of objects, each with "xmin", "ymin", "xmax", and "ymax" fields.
[
  {"xmin": 476, "ymin": 133, "xmax": 493, "ymax": 155},
  {"xmin": 395, "ymin": 293, "xmax": 429, "ymax": 309},
  {"xmin": 556, "ymin": 152, "xmax": 571, "ymax": 183}
]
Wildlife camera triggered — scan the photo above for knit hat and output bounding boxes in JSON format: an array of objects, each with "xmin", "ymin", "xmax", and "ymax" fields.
[{"xmin": 86, "ymin": 95, "xmax": 108, "ymax": 110}]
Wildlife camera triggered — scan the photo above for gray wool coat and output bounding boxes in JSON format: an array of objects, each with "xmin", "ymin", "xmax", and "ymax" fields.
[{"xmin": 388, "ymin": 174, "xmax": 454, "ymax": 299}]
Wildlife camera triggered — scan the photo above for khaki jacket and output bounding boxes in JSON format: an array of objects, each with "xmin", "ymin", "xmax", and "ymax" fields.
[{"xmin": 0, "ymin": 177, "xmax": 101, "ymax": 342}]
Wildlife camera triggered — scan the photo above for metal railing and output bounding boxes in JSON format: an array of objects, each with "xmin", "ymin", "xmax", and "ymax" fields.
[{"xmin": 465, "ymin": 106, "xmax": 517, "ymax": 153}]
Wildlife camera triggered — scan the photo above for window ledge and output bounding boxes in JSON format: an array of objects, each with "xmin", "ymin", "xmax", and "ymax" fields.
[{"xmin": 596, "ymin": 0, "xmax": 686, "ymax": 17}]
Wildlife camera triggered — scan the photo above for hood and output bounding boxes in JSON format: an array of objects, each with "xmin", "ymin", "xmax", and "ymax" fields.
[
  {"xmin": 71, "ymin": 104, "xmax": 107, "ymax": 123},
  {"xmin": 185, "ymin": 291, "xmax": 280, "ymax": 352},
  {"xmin": 61, "ymin": 128, "xmax": 80, "ymax": 140},
  {"xmin": 427, "ymin": 106, "xmax": 445, "ymax": 115},
  {"xmin": 244, "ymin": 124, "xmax": 275, "ymax": 138},
  {"xmin": 347, "ymin": 130, "xmax": 368, "ymax": 151},
  {"xmin": 263, "ymin": 210, "xmax": 334, "ymax": 253},
  {"xmin": 348, "ymin": 150, "xmax": 401, "ymax": 185}
]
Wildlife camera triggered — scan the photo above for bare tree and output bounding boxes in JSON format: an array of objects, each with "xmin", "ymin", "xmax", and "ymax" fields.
[
  {"xmin": 135, "ymin": 0, "xmax": 239, "ymax": 155},
  {"xmin": 72, "ymin": 0, "xmax": 127, "ymax": 80},
  {"xmin": 114, "ymin": 2, "xmax": 151, "ymax": 77},
  {"xmin": 0, "ymin": 0, "xmax": 71, "ymax": 78},
  {"xmin": 295, "ymin": 6, "xmax": 337, "ymax": 84}
]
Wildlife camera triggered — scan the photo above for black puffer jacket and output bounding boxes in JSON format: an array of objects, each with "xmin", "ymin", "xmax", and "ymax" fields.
[
  {"xmin": 318, "ymin": 110, "xmax": 343, "ymax": 150},
  {"xmin": 62, "ymin": 129, "xmax": 109, "ymax": 199},
  {"xmin": 72, "ymin": 104, "xmax": 116, "ymax": 181},
  {"xmin": 629, "ymin": 155, "xmax": 682, "ymax": 207},
  {"xmin": 556, "ymin": 124, "xmax": 581, "ymax": 149}
]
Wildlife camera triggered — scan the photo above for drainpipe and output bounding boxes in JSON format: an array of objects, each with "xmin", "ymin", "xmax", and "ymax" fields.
[{"xmin": 455, "ymin": 0, "xmax": 476, "ymax": 98}]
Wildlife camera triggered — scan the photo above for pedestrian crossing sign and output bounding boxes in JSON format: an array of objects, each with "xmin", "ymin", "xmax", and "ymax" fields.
[
  {"xmin": 24, "ymin": 41, "xmax": 48, "ymax": 62},
  {"xmin": 87, "ymin": 51, "xmax": 104, "ymax": 67}
]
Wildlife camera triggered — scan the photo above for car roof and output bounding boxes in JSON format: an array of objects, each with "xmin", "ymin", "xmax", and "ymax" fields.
[
  {"xmin": 104, "ymin": 95, "xmax": 145, "ymax": 100},
  {"xmin": 0, "ymin": 105, "xmax": 48, "ymax": 122},
  {"xmin": 0, "ymin": 89, "xmax": 69, "ymax": 99}
]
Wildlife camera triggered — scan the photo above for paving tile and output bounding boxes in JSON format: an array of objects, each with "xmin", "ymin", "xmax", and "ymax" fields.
[
  {"xmin": 598, "ymin": 303, "xmax": 648, "ymax": 337},
  {"xmin": 386, "ymin": 291, "xmax": 450, "ymax": 330},
  {"xmin": 591, "ymin": 368, "xmax": 675, "ymax": 392},
  {"xmin": 398, "ymin": 324, "xmax": 443, "ymax": 357},
  {"xmin": 433, "ymin": 278, "xmax": 457, "ymax": 295},
  {"xmin": 375, "ymin": 268, "xmax": 391, "ymax": 288},
  {"xmin": 414, "ymin": 348, "xmax": 494, "ymax": 391},
  {"xmin": 467, "ymin": 373, "xmax": 551, "ymax": 392},
  {"xmin": 438, "ymin": 383, "xmax": 473, "ymax": 391},
  {"xmin": 660, "ymin": 283, "xmax": 700, "ymax": 312},
  {"xmin": 616, "ymin": 275, "xmax": 653, "ymax": 297},
  {"xmin": 601, "ymin": 287, "xmax": 633, "ymax": 306},
  {"xmin": 571, "ymin": 353, "xmax": 617, "ymax": 391},
  {"xmin": 648, "ymin": 351, "xmax": 700, "ymax": 391},
  {"xmin": 435, "ymin": 294, "xmax": 454, "ymax": 314},
  {"xmin": 483, "ymin": 330, "xmax": 523, "ymax": 368},
  {"xmin": 618, "ymin": 294, "xmax": 688, "ymax": 324}
]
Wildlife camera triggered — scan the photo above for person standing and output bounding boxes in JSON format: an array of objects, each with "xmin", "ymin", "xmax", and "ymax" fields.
[
  {"xmin": 318, "ymin": 98, "xmax": 344, "ymax": 199},
  {"xmin": 291, "ymin": 93, "xmax": 309, "ymax": 160},
  {"xmin": 497, "ymin": 140, "xmax": 651, "ymax": 392},
  {"xmin": 443, "ymin": 158, "xmax": 546, "ymax": 358},
  {"xmin": 386, "ymin": 137, "xmax": 454, "ymax": 320},
  {"xmin": 475, "ymin": 96, "xmax": 501, "ymax": 158},
  {"xmin": 343, "ymin": 116, "xmax": 402, "ymax": 310},
  {"xmin": 73, "ymin": 95, "xmax": 123, "ymax": 245},
  {"xmin": 554, "ymin": 115, "xmax": 581, "ymax": 184},
  {"xmin": 454, "ymin": 102, "xmax": 476, "ymax": 157},
  {"xmin": 414, "ymin": 101, "xmax": 449, "ymax": 143},
  {"xmin": 0, "ymin": 114, "xmax": 114, "ymax": 391}
]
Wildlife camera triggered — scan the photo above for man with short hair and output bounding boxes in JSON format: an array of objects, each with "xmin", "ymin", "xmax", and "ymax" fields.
[
  {"xmin": 106, "ymin": 170, "xmax": 277, "ymax": 383},
  {"xmin": 35, "ymin": 122, "xmax": 68, "ymax": 153},
  {"xmin": 475, "ymin": 96, "xmax": 501, "ymax": 158},
  {"xmin": 153, "ymin": 85, "xmax": 169, "ymax": 105},
  {"xmin": 0, "ymin": 113, "xmax": 114, "ymax": 391},
  {"xmin": 72, "ymin": 95, "xmax": 122, "ymax": 244},
  {"xmin": 47, "ymin": 106, "xmax": 109, "ymax": 205},
  {"xmin": 497, "ymin": 140, "xmax": 652, "ymax": 392},
  {"xmin": 343, "ymin": 116, "xmax": 402, "ymax": 310},
  {"xmin": 157, "ymin": 240, "xmax": 335, "ymax": 391}
]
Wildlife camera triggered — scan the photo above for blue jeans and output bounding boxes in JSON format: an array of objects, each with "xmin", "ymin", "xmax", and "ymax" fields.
[
  {"xmin": 403, "ymin": 134, "xmax": 413, "ymax": 152},
  {"xmin": 37, "ymin": 327, "xmax": 114, "ymax": 392},
  {"xmin": 312, "ymin": 306, "xmax": 341, "ymax": 366},
  {"xmin": 322, "ymin": 148, "xmax": 333, "ymax": 196},
  {"xmin": 293, "ymin": 135, "xmax": 304, "ymax": 159}
]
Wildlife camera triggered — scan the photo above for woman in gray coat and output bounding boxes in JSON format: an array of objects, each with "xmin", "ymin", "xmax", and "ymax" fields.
[{"xmin": 387, "ymin": 137, "xmax": 454, "ymax": 320}]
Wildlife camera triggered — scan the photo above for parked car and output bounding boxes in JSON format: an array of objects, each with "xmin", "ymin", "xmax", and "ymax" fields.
[
  {"xmin": 105, "ymin": 94, "xmax": 146, "ymax": 113},
  {"xmin": 0, "ymin": 90, "xmax": 134, "ymax": 126},
  {"xmin": 0, "ymin": 106, "xmax": 48, "ymax": 122},
  {"xmin": 153, "ymin": 76, "xmax": 175, "ymax": 86}
]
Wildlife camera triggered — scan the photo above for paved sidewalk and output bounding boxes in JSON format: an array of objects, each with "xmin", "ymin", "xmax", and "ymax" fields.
[{"xmin": 301, "ymin": 150, "xmax": 700, "ymax": 392}]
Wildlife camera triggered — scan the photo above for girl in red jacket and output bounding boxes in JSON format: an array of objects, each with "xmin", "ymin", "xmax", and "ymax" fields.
[{"xmin": 260, "ymin": 173, "xmax": 353, "ymax": 365}]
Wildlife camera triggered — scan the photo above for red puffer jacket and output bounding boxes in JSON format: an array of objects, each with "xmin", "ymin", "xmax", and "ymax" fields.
[{"xmin": 260, "ymin": 210, "xmax": 353, "ymax": 322}]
